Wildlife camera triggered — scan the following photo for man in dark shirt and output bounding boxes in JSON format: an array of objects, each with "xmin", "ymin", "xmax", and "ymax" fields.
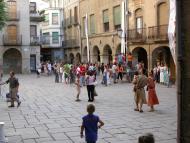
[{"xmin": 0, "ymin": 71, "xmax": 21, "ymax": 107}]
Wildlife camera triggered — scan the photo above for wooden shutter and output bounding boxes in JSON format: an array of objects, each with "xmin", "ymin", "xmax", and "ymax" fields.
[{"xmin": 113, "ymin": 6, "xmax": 121, "ymax": 25}]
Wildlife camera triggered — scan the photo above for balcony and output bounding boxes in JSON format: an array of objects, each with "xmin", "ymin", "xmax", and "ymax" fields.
[
  {"xmin": 3, "ymin": 35, "xmax": 22, "ymax": 46},
  {"xmin": 64, "ymin": 39, "xmax": 79, "ymax": 48},
  {"xmin": 30, "ymin": 11, "xmax": 44, "ymax": 22},
  {"xmin": 148, "ymin": 25, "xmax": 168, "ymax": 42},
  {"xmin": 127, "ymin": 28, "xmax": 146, "ymax": 42},
  {"xmin": 40, "ymin": 36, "xmax": 63, "ymax": 48},
  {"xmin": 40, "ymin": 36, "xmax": 50, "ymax": 45},
  {"xmin": 30, "ymin": 36, "xmax": 40, "ymax": 45},
  {"xmin": 7, "ymin": 11, "xmax": 20, "ymax": 21}
]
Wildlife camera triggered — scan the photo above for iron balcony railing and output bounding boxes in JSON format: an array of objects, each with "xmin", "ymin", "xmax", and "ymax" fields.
[
  {"xmin": 40, "ymin": 36, "xmax": 50, "ymax": 45},
  {"xmin": 30, "ymin": 12, "xmax": 44, "ymax": 22},
  {"xmin": 127, "ymin": 28, "xmax": 147, "ymax": 42},
  {"xmin": 40, "ymin": 36, "xmax": 63, "ymax": 47},
  {"xmin": 7, "ymin": 11, "xmax": 20, "ymax": 21},
  {"xmin": 30, "ymin": 36, "xmax": 40, "ymax": 45},
  {"xmin": 148, "ymin": 25, "xmax": 168, "ymax": 41},
  {"xmin": 3, "ymin": 35, "xmax": 22, "ymax": 46}
]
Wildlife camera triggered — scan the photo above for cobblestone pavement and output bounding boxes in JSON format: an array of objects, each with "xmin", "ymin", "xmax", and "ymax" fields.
[{"xmin": 0, "ymin": 74, "xmax": 177, "ymax": 143}]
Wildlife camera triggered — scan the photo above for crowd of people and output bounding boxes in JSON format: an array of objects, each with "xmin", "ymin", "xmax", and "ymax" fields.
[{"xmin": 0, "ymin": 55, "xmax": 171, "ymax": 143}]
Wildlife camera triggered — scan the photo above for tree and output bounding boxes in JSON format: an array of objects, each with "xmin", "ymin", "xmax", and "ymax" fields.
[{"xmin": 0, "ymin": 0, "xmax": 7, "ymax": 31}]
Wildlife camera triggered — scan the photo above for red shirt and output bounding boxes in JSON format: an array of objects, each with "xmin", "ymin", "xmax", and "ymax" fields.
[{"xmin": 80, "ymin": 66, "xmax": 86, "ymax": 76}]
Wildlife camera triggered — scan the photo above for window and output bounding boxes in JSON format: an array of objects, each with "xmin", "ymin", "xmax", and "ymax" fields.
[
  {"xmin": 52, "ymin": 32, "xmax": 59, "ymax": 44},
  {"xmin": 103, "ymin": 9, "xmax": 109, "ymax": 32},
  {"xmin": 44, "ymin": 14, "xmax": 49, "ymax": 25},
  {"xmin": 69, "ymin": 9, "xmax": 72, "ymax": 25},
  {"xmin": 136, "ymin": 17, "xmax": 143, "ymax": 34},
  {"xmin": 7, "ymin": 1, "xmax": 17, "ymax": 19},
  {"xmin": 30, "ymin": 2, "xmax": 36, "ymax": 13},
  {"xmin": 74, "ymin": 6, "xmax": 78, "ymax": 24},
  {"xmin": 135, "ymin": 8, "xmax": 143, "ymax": 34},
  {"xmin": 52, "ymin": 13, "xmax": 58, "ymax": 25},
  {"xmin": 82, "ymin": 17, "xmax": 86, "ymax": 36},
  {"xmin": 113, "ymin": 5, "xmax": 121, "ymax": 30},
  {"xmin": 90, "ymin": 14, "xmax": 95, "ymax": 34},
  {"xmin": 42, "ymin": 32, "xmax": 50, "ymax": 44},
  {"xmin": 30, "ymin": 25, "xmax": 37, "ymax": 37}
]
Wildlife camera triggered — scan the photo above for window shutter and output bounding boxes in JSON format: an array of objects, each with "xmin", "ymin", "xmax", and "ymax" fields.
[
  {"xmin": 113, "ymin": 5, "xmax": 121, "ymax": 25},
  {"xmin": 90, "ymin": 14, "xmax": 95, "ymax": 34},
  {"xmin": 103, "ymin": 10, "xmax": 109, "ymax": 23}
]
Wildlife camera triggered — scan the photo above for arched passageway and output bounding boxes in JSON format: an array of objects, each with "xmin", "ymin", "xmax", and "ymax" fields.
[
  {"xmin": 132, "ymin": 47, "xmax": 148, "ymax": 69},
  {"xmin": 92, "ymin": 46, "xmax": 100, "ymax": 63},
  {"xmin": 76, "ymin": 53, "xmax": 81, "ymax": 64},
  {"xmin": 69, "ymin": 53, "xmax": 74, "ymax": 64},
  {"xmin": 152, "ymin": 46, "xmax": 176, "ymax": 82},
  {"xmin": 115, "ymin": 44, "xmax": 121, "ymax": 55},
  {"xmin": 103, "ymin": 45, "xmax": 112, "ymax": 64},
  {"xmin": 64, "ymin": 54, "xmax": 68, "ymax": 63},
  {"xmin": 3, "ymin": 48, "xmax": 22, "ymax": 73}
]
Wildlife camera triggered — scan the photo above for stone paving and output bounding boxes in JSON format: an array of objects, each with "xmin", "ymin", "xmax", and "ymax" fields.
[{"xmin": 0, "ymin": 74, "xmax": 177, "ymax": 143}]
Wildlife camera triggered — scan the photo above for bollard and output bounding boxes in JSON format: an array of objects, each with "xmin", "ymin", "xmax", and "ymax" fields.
[{"xmin": 0, "ymin": 122, "xmax": 8, "ymax": 143}]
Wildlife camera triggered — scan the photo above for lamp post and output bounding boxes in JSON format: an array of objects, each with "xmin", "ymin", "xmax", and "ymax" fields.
[{"xmin": 117, "ymin": 28, "xmax": 127, "ymax": 58}]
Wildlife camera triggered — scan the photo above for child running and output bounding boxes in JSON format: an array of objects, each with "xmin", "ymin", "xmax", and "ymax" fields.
[{"xmin": 80, "ymin": 104, "xmax": 104, "ymax": 143}]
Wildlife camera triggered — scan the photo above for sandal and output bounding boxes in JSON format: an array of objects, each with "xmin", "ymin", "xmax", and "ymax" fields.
[
  {"xmin": 139, "ymin": 110, "xmax": 143, "ymax": 113},
  {"xmin": 134, "ymin": 108, "xmax": 139, "ymax": 111}
]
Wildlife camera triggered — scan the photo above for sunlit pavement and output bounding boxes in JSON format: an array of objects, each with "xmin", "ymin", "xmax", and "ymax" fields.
[{"xmin": 0, "ymin": 74, "xmax": 177, "ymax": 143}]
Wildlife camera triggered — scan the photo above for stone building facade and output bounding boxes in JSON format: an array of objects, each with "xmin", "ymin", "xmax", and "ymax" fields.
[
  {"xmin": 40, "ymin": 0, "xmax": 64, "ymax": 62},
  {"xmin": 63, "ymin": 0, "xmax": 81, "ymax": 64},
  {"xmin": 0, "ymin": 0, "xmax": 42, "ymax": 74},
  {"xmin": 63, "ymin": 0, "xmax": 175, "ymax": 80}
]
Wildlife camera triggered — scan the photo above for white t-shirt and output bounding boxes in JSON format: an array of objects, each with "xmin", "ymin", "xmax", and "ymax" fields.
[{"xmin": 112, "ymin": 65, "xmax": 117, "ymax": 73}]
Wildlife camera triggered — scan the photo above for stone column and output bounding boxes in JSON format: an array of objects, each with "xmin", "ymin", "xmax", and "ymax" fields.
[{"xmin": 177, "ymin": 0, "xmax": 190, "ymax": 143}]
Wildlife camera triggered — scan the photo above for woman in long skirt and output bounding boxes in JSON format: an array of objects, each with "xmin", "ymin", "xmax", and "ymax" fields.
[{"xmin": 147, "ymin": 72, "xmax": 159, "ymax": 112}]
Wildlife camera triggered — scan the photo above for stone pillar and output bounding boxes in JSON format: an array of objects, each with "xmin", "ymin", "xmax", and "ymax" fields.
[
  {"xmin": 177, "ymin": 0, "xmax": 190, "ymax": 143},
  {"xmin": 22, "ymin": 46, "xmax": 30, "ymax": 74}
]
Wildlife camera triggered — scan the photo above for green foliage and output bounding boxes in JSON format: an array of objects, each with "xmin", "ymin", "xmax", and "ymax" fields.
[{"xmin": 0, "ymin": 0, "xmax": 7, "ymax": 31}]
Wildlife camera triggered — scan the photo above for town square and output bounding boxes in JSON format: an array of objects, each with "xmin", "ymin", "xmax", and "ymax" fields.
[{"xmin": 0, "ymin": 0, "xmax": 190, "ymax": 143}]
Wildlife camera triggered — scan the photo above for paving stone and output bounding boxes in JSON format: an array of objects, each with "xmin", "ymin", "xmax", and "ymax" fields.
[{"xmin": 0, "ymin": 75, "xmax": 177, "ymax": 143}]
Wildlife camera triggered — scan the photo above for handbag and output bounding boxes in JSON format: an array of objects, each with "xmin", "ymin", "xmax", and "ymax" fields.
[{"xmin": 94, "ymin": 89, "xmax": 98, "ymax": 96}]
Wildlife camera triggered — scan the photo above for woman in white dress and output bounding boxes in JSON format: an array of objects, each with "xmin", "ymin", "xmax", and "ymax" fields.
[{"xmin": 159, "ymin": 63, "xmax": 164, "ymax": 84}]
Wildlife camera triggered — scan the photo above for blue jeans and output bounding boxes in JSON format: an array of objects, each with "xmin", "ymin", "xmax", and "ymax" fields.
[{"xmin": 80, "ymin": 76, "xmax": 85, "ymax": 86}]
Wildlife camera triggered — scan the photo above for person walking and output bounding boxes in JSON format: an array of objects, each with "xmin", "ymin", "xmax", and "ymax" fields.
[
  {"xmin": 112, "ymin": 63, "xmax": 117, "ymax": 83},
  {"xmin": 117, "ymin": 64, "xmax": 124, "ymax": 82},
  {"xmin": 86, "ymin": 71, "xmax": 95, "ymax": 102},
  {"xmin": 132, "ymin": 71, "xmax": 139, "ymax": 111},
  {"xmin": 136, "ymin": 69, "xmax": 148, "ymax": 112},
  {"xmin": 0, "ymin": 71, "xmax": 21, "ymax": 107},
  {"xmin": 80, "ymin": 104, "xmax": 104, "ymax": 143},
  {"xmin": 147, "ymin": 72, "xmax": 159, "ymax": 112},
  {"xmin": 75, "ymin": 75, "xmax": 81, "ymax": 101}
]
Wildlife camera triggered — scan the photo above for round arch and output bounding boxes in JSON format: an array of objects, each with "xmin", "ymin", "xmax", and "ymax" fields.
[
  {"xmin": 132, "ymin": 47, "xmax": 148, "ymax": 69},
  {"xmin": 103, "ymin": 44, "xmax": 112, "ymax": 64},
  {"xmin": 76, "ymin": 53, "xmax": 81, "ymax": 64},
  {"xmin": 69, "ymin": 53, "xmax": 74, "ymax": 64},
  {"xmin": 3, "ymin": 48, "xmax": 22, "ymax": 73},
  {"xmin": 92, "ymin": 46, "xmax": 100, "ymax": 63},
  {"xmin": 152, "ymin": 46, "xmax": 176, "ymax": 82},
  {"xmin": 64, "ymin": 54, "xmax": 68, "ymax": 62},
  {"xmin": 115, "ymin": 44, "xmax": 121, "ymax": 55}
]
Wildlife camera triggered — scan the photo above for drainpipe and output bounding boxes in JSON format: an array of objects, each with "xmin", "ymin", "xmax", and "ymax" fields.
[{"xmin": 78, "ymin": 0, "xmax": 82, "ymax": 63}]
